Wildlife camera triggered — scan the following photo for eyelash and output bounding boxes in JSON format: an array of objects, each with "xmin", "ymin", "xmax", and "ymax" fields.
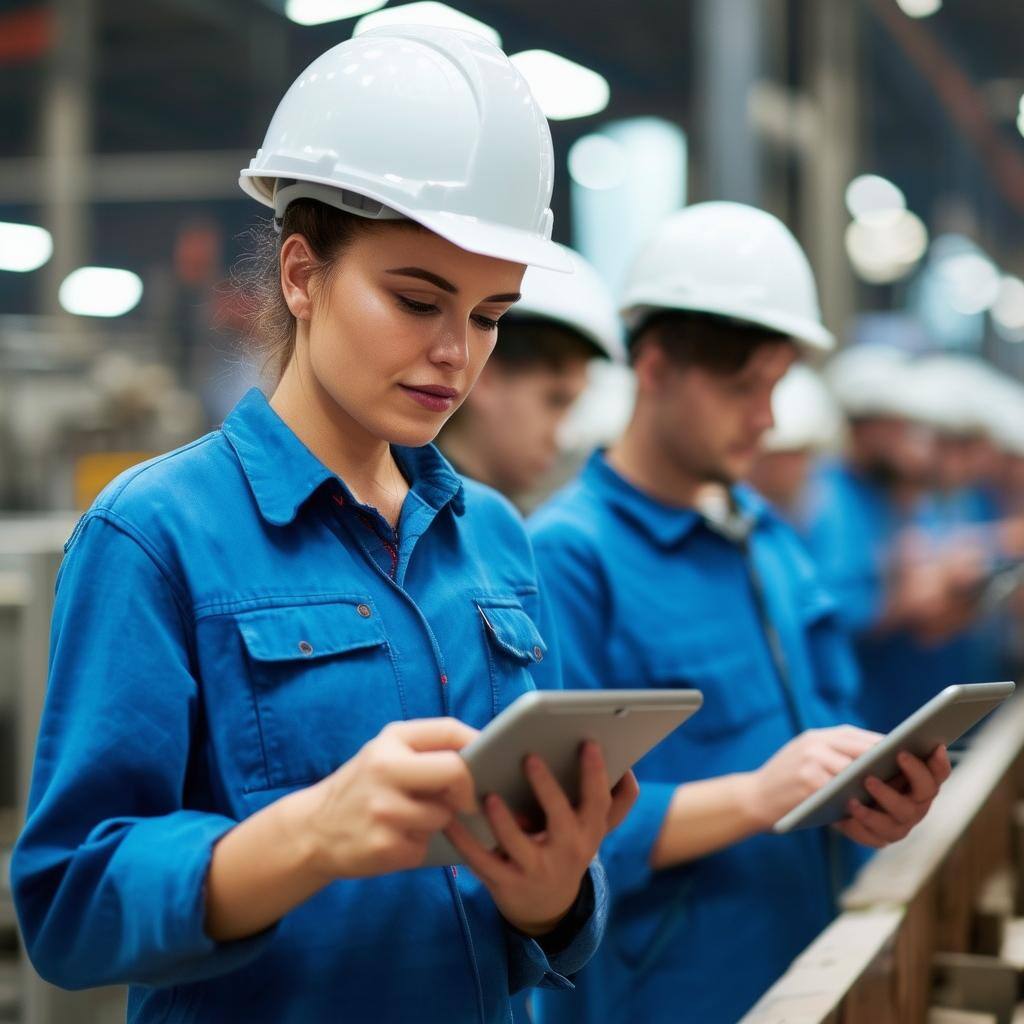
[{"xmin": 397, "ymin": 295, "xmax": 499, "ymax": 332}]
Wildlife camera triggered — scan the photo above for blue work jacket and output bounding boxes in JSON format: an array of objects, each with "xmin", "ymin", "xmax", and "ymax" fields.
[
  {"xmin": 526, "ymin": 452, "xmax": 865, "ymax": 1024},
  {"xmin": 802, "ymin": 460, "xmax": 983, "ymax": 733},
  {"xmin": 11, "ymin": 388, "xmax": 606, "ymax": 1024}
]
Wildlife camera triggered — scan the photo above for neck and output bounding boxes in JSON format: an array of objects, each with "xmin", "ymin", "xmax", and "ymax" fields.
[
  {"xmin": 270, "ymin": 354, "xmax": 406, "ymax": 522},
  {"xmin": 607, "ymin": 408, "xmax": 708, "ymax": 510}
]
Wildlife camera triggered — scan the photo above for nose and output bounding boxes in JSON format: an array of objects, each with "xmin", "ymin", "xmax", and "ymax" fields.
[
  {"xmin": 428, "ymin": 321, "xmax": 470, "ymax": 372},
  {"xmin": 751, "ymin": 391, "xmax": 775, "ymax": 434}
]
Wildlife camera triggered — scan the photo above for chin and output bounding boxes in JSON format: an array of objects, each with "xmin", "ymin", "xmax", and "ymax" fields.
[{"xmin": 365, "ymin": 411, "xmax": 445, "ymax": 449}]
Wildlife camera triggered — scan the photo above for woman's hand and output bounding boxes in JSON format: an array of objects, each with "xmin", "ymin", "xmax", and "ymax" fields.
[
  {"xmin": 741, "ymin": 725, "xmax": 883, "ymax": 831},
  {"xmin": 300, "ymin": 717, "xmax": 479, "ymax": 880},
  {"xmin": 833, "ymin": 746, "xmax": 952, "ymax": 847},
  {"xmin": 443, "ymin": 741, "xmax": 639, "ymax": 937}
]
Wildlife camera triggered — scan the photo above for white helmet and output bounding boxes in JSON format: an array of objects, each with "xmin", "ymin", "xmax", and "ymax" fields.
[
  {"xmin": 824, "ymin": 344, "xmax": 936, "ymax": 425},
  {"xmin": 509, "ymin": 245, "xmax": 625, "ymax": 362},
  {"xmin": 910, "ymin": 355, "xmax": 996, "ymax": 437},
  {"xmin": 620, "ymin": 201, "xmax": 834, "ymax": 352},
  {"xmin": 240, "ymin": 25, "xmax": 569, "ymax": 271},
  {"xmin": 761, "ymin": 364, "xmax": 843, "ymax": 453}
]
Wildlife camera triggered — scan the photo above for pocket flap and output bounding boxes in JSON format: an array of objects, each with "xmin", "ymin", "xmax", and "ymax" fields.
[
  {"xmin": 236, "ymin": 601, "xmax": 386, "ymax": 662},
  {"xmin": 476, "ymin": 599, "xmax": 547, "ymax": 664}
]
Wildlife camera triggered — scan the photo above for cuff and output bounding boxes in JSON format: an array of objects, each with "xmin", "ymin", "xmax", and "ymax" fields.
[
  {"xmin": 506, "ymin": 859, "xmax": 608, "ymax": 993},
  {"xmin": 106, "ymin": 810, "xmax": 278, "ymax": 986}
]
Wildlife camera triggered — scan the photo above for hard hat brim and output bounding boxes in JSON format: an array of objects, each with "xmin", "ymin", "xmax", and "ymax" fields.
[
  {"xmin": 240, "ymin": 171, "xmax": 572, "ymax": 273},
  {"xmin": 621, "ymin": 294, "xmax": 835, "ymax": 352}
]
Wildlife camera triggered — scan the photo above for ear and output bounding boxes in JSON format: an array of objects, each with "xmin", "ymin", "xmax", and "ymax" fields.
[
  {"xmin": 632, "ymin": 340, "xmax": 671, "ymax": 395},
  {"xmin": 280, "ymin": 234, "xmax": 319, "ymax": 322}
]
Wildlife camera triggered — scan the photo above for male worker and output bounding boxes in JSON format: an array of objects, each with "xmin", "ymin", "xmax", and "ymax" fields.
[
  {"xmin": 805, "ymin": 346, "xmax": 989, "ymax": 732},
  {"xmin": 529, "ymin": 203, "xmax": 951, "ymax": 1023},
  {"xmin": 438, "ymin": 244, "xmax": 623, "ymax": 504}
]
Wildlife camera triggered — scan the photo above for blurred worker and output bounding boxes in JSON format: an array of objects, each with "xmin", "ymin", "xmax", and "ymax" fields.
[
  {"xmin": 747, "ymin": 363, "xmax": 842, "ymax": 519},
  {"xmin": 529, "ymin": 202, "xmax": 951, "ymax": 1024},
  {"xmin": 11, "ymin": 27, "xmax": 636, "ymax": 1023},
  {"xmin": 439, "ymin": 245, "xmax": 624, "ymax": 503},
  {"xmin": 803, "ymin": 346, "xmax": 988, "ymax": 733}
]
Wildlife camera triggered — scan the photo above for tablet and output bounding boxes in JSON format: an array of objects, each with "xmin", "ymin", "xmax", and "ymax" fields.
[
  {"xmin": 773, "ymin": 681, "xmax": 1015, "ymax": 835},
  {"xmin": 423, "ymin": 688, "xmax": 702, "ymax": 867}
]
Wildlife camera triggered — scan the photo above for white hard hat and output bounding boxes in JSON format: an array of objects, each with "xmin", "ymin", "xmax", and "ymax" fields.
[
  {"xmin": 761, "ymin": 364, "xmax": 843, "ymax": 453},
  {"xmin": 510, "ymin": 246, "xmax": 625, "ymax": 362},
  {"xmin": 240, "ymin": 25, "xmax": 568, "ymax": 271},
  {"xmin": 620, "ymin": 201, "xmax": 835, "ymax": 352},
  {"xmin": 824, "ymin": 344, "xmax": 924, "ymax": 421},
  {"xmin": 910, "ymin": 355, "xmax": 996, "ymax": 437}
]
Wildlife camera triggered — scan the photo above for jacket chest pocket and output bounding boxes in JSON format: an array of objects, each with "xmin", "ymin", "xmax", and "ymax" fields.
[
  {"xmin": 235, "ymin": 600, "xmax": 403, "ymax": 791},
  {"xmin": 644, "ymin": 628, "xmax": 780, "ymax": 742},
  {"xmin": 475, "ymin": 596, "xmax": 548, "ymax": 717}
]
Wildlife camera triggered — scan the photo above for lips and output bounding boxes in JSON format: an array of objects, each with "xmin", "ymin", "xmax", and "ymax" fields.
[
  {"xmin": 399, "ymin": 383, "xmax": 459, "ymax": 412},
  {"xmin": 406, "ymin": 384, "xmax": 458, "ymax": 398}
]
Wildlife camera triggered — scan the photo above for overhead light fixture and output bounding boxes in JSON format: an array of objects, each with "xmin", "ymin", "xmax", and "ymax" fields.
[
  {"xmin": 568, "ymin": 134, "xmax": 627, "ymax": 191},
  {"xmin": 1018, "ymin": 95, "xmax": 1024, "ymax": 139},
  {"xmin": 59, "ymin": 267, "xmax": 143, "ymax": 318},
  {"xmin": 896, "ymin": 0, "xmax": 942, "ymax": 17},
  {"xmin": 993, "ymin": 276, "xmax": 1024, "ymax": 338},
  {"xmin": 845, "ymin": 174, "xmax": 906, "ymax": 225},
  {"xmin": 285, "ymin": 0, "xmax": 386, "ymax": 25},
  {"xmin": 934, "ymin": 250, "xmax": 1001, "ymax": 316},
  {"xmin": 0, "ymin": 221, "xmax": 53, "ymax": 273},
  {"xmin": 511, "ymin": 50, "xmax": 610, "ymax": 121},
  {"xmin": 353, "ymin": 2, "xmax": 501, "ymax": 45},
  {"xmin": 845, "ymin": 209, "xmax": 928, "ymax": 284}
]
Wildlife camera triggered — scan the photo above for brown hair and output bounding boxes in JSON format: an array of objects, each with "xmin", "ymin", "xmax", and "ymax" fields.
[
  {"xmin": 236, "ymin": 199, "xmax": 404, "ymax": 382},
  {"xmin": 630, "ymin": 311, "xmax": 792, "ymax": 376},
  {"xmin": 490, "ymin": 317, "xmax": 598, "ymax": 373}
]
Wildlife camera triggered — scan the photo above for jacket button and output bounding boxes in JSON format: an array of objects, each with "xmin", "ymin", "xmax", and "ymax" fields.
[
  {"xmin": 356, "ymin": 604, "xmax": 372, "ymax": 618},
  {"xmin": 298, "ymin": 640, "xmax": 314, "ymax": 656},
  {"xmin": 533, "ymin": 646, "xmax": 543, "ymax": 661}
]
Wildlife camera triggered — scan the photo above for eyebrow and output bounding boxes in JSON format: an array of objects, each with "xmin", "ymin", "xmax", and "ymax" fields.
[{"xmin": 385, "ymin": 266, "xmax": 521, "ymax": 304}]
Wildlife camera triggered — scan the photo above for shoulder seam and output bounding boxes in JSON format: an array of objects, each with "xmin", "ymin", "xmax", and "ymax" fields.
[
  {"xmin": 75, "ymin": 509, "xmax": 195, "ymax": 628},
  {"xmin": 100, "ymin": 432, "xmax": 223, "ymax": 508}
]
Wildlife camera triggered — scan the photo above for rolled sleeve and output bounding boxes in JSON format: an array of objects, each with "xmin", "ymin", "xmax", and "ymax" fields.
[
  {"xmin": 11, "ymin": 513, "xmax": 273, "ymax": 989},
  {"xmin": 598, "ymin": 780, "xmax": 676, "ymax": 898},
  {"xmin": 506, "ymin": 859, "xmax": 608, "ymax": 993}
]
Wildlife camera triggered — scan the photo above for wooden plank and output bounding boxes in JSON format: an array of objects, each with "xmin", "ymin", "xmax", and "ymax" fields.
[{"xmin": 739, "ymin": 907, "xmax": 904, "ymax": 1023}]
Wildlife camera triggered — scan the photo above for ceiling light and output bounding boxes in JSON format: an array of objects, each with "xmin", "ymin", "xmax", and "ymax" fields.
[
  {"xmin": 845, "ymin": 210, "xmax": 928, "ymax": 284},
  {"xmin": 0, "ymin": 222, "xmax": 53, "ymax": 273},
  {"xmin": 285, "ymin": 0, "xmax": 386, "ymax": 25},
  {"xmin": 59, "ymin": 268, "xmax": 143, "ymax": 318},
  {"xmin": 353, "ymin": 2, "xmax": 501, "ymax": 45},
  {"xmin": 993, "ymin": 276, "xmax": 1024, "ymax": 335},
  {"xmin": 896, "ymin": 0, "xmax": 942, "ymax": 17},
  {"xmin": 845, "ymin": 174, "xmax": 906, "ymax": 225},
  {"xmin": 568, "ymin": 134, "xmax": 627, "ymax": 190},
  {"xmin": 511, "ymin": 50, "xmax": 610, "ymax": 121}
]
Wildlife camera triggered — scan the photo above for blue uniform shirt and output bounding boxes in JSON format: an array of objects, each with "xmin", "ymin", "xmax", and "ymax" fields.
[
  {"xmin": 802, "ymin": 460, "xmax": 982, "ymax": 733},
  {"xmin": 11, "ymin": 388, "xmax": 606, "ymax": 1024},
  {"xmin": 527, "ymin": 452, "xmax": 864, "ymax": 1024}
]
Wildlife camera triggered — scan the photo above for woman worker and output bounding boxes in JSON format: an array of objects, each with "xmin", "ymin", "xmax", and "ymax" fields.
[{"xmin": 11, "ymin": 25, "xmax": 636, "ymax": 1024}]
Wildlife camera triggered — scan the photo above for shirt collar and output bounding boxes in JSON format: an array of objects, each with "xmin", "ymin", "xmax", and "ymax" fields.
[
  {"xmin": 222, "ymin": 388, "xmax": 465, "ymax": 526},
  {"xmin": 581, "ymin": 450, "xmax": 769, "ymax": 549}
]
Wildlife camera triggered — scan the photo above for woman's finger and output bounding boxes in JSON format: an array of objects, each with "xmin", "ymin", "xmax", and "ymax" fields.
[
  {"xmin": 523, "ymin": 755, "xmax": 575, "ymax": 836},
  {"xmin": 382, "ymin": 750, "xmax": 477, "ymax": 814},
  {"xmin": 443, "ymin": 818, "xmax": 516, "ymax": 888},
  {"xmin": 482, "ymin": 794, "xmax": 538, "ymax": 868},
  {"xmin": 576, "ymin": 743, "xmax": 613, "ymax": 830}
]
